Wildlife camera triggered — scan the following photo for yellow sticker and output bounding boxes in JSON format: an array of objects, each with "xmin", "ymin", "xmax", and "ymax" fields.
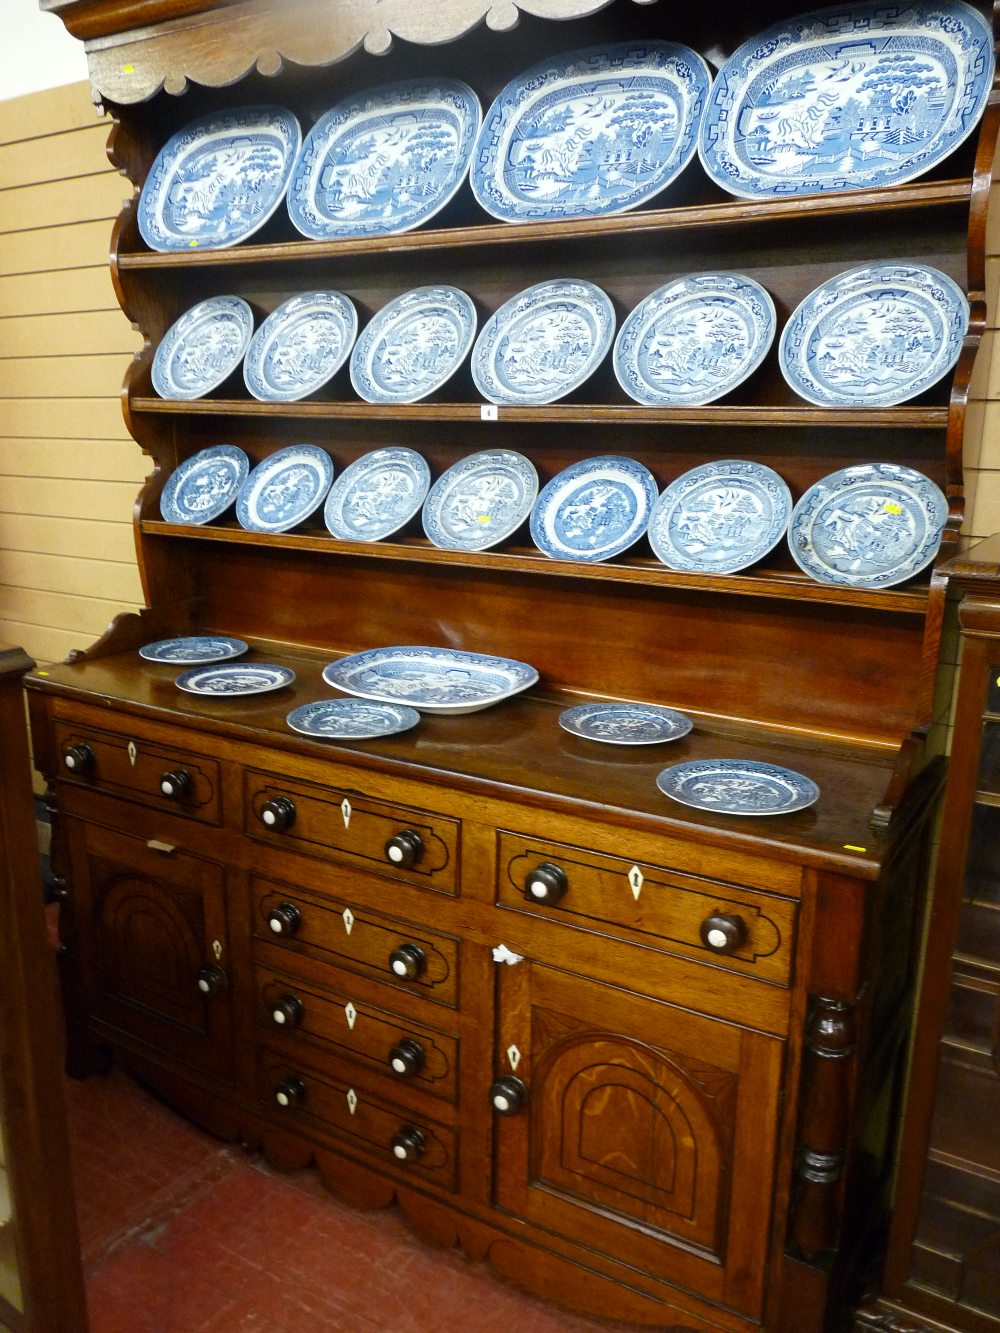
[
  {"xmin": 884, "ymin": 502, "xmax": 903, "ymax": 515},
  {"xmin": 37, "ymin": 670, "xmax": 49, "ymax": 676},
  {"xmin": 843, "ymin": 844, "xmax": 867, "ymax": 853},
  {"xmin": 123, "ymin": 63, "xmax": 135, "ymax": 74},
  {"xmin": 476, "ymin": 515, "xmax": 491, "ymax": 524},
  {"xmin": 188, "ymin": 239, "xmax": 199, "ymax": 247}
]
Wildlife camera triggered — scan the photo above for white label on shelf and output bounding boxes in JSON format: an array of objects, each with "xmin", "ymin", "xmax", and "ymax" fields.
[{"xmin": 480, "ymin": 404, "xmax": 498, "ymax": 422}]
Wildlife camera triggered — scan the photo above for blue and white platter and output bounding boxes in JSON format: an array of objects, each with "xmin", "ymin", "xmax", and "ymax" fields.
[
  {"xmin": 614, "ymin": 273, "xmax": 776, "ymax": 406},
  {"xmin": 530, "ymin": 455, "xmax": 657, "ymax": 563},
  {"xmin": 287, "ymin": 79, "xmax": 480, "ymax": 240},
  {"xmin": 698, "ymin": 0, "xmax": 994, "ymax": 200},
  {"xmin": 159, "ymin": 444, "xmax": 249, "ymax": 525},
  {"xmin": 779, "ymin": 263, "xmax": 969, "ymax": 408},
  {"xmin": 472, "ymin": 41, "xmax": 711, "ymax": 222},
  {"xmin": 175, "ymin": 663, "xmax": 296, "ymax": 696},
  {"xmin": 286, "ymin": 699, "xmax": 419, "ymax": 740},
  {"xmin": 350, "ymin": 287, "xmax": 477, "ymax": 404},
  {"xmin": 788, "ymin": 462, "xmax": 948, "ymax": 588},
  {"xmin": 559, "ymin": 702, "xmax": 693, "ymax": 745},
  {"xmin": 151, "ymin": 296, "xmax": 253, "ymax": 400},
  {"xmin": 324, "ymin": 447, "xmax": 431, "ymax": 542},
  {"xmin": 649, "ymin": 460, "xmax": 792, "ymax": 575},
  {"xmin": 422, "ymin": 450, "xmax": 538, "ymax": 552},
  {"xmin": 138, "ymin": 105, "xmax": 301, "ymax": 251},
  {"xmin": 656, "ymin": 758, "xmax": 820, "ymax": 816},
  {"xmin": 243, "ymin": 291, "xmax": 357, "ymax": 402},
  {"xmin": 140, "ymin": 635, "xmax": 249, "ymax": 665},
  {"xmin": 236, "ymin": 445, "xmax": 333, "ymax": 534},
  {"xmin": 471, "ymin": 279, "xmax": 615, "ymax": 405},
  {"xmin": 322, "ymin": 646, "xmax": 538, "ymax": 715}
]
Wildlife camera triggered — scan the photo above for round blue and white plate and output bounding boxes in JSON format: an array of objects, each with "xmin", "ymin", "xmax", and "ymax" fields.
[
  {"xmin": 649, "ymin": 460, "xmax": 792, "ymax": 574},
  {"xmin": 657, "ymin": 758, "xmax": 819, "ymax": 815},
  {"xmin": 472, "ymin": 41, "xmax": 711, "ymax": 222},
  {"xmin": 287, "ymin": 79, "xmax": 480, "ymax": 240},
  {"xmin": 614, "ymin": 273, "xmax": 775, "ymax": 406},
  {"xmin": 788, "ymin": 463, "xmax": 948, "ymax": 588},
  {"xmin": 159, "ymin": 444, "xmax": 249, "ymax": 525},
  {"xmin": 779, "ymin": 263, "xmax": 969, "ymax": 408},
  {"xmin": 350, "ymin": 287, "xmax": 477, "ymax": 404},
  {"xmin": 140, "ymin": 635, "xmax": 248, "ymax": 665},
  {"xmin": 471, "ymin": 279, "xmax": 615, "ymax": 405},
  {"xmin": 422, "ymin": 450, "xmax": 538, "ymax": 552},
  {"xmin": 175, "ymin": 663, "xmax": 296, "ymax": 696},
  {"xmin": 151, "ymin": 296, "xmax": 254, "ymax": 400},
  {"xmin": 322, "ymin": 645, "xmax": 538, "ymax": 715},
  {"xmin": 243, "ymin": 291, "xmax": 358, "ymax": 401},
  {"xmin": 324, "ymin": 447, "xmax": 431, "ymax": 542},
  {"xmin": 559, "ymin": 702, "xmax": 693, "ymax": 745},
  {"xmin": 530, "ymin": 455, "xmax": 657, "ymax": 562},
  {"xmin": 138, "ymin": 105, "xmax": 301, "ymax": 251},
  {"xmin": 286, "ymin": 699, "xmax": 420, "ymax": 740},
  {"xmin": 236, "ymin": 445, "xmax": 334, "ymax": 534}
]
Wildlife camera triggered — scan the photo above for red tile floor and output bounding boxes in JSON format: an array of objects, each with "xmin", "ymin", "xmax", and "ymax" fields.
[{"xmin": 65, "ymin": 1068, "xmax": 649, "ymax": 1332}]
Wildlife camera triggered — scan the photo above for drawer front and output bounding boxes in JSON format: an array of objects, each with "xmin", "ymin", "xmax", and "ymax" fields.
[
  {"xmin": 498, "ymin": 832, "xmax": 797, "ymax": 985},
  {"xmin": 244, "ymin": 769, "xmax": 458, "ymax": 893},
  {"xmin": 54, "ymin": 720, "xmax": 221, "ymax": 825}
]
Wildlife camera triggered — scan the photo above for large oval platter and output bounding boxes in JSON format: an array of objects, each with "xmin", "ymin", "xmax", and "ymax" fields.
[
  {"xmin": 138, "ymin": 106, "xmax": 301, "ymax": 251},
  {"xmin": 530, "ymin": 455, "xmax": 657, "ymax": 563},
  {"xmin": 236, "ymin": 445, "xmax": 333, "ymax": 534},
  {"xmin": 152, "ymin": 297, "xmax": 254, "ymax": 401},
  {"xmin": 324, "ymin": 447, "xmax": 431, "ymax": 542},
  {"xmin": 649, "ymin": 460, "xmax": 792, "ymax": 574},
  {"xmin": 350, "ymin": 287, "xmax": 477, "ymax": 404},
  {"xmin": 322, "ymin": 646, "xmax": 538, "ymax": 715},
  {"xmin": 243, "ymin": 291, "xmax": 358, "ymax": 402},
  {"xmin": 698, "ymin": 0, "xmax": 994, "ymax": 200},
  {"xmin": 159, "ymin": 445, "xmax": 249, "ymax": 525},
  {"xmin": 287, "ymin": 79, "xmax": 481, "ymax": 240},
  {"xmin": 657, "ymin": 758, "xmax": 820, "ymax": 816},
  {"xmin": 422, "ymin": 450, "xmax": 538, "ymax": 552},
  {"xmin": 472, "ymin": 42, "xmax": 711, "ymax": 222}
]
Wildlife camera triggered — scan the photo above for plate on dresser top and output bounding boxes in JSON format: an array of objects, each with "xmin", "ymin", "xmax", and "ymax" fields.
[
  {"xmin": 322, "ymin": 646, "xmax": 538, "ymax": 714},
  {"xmin": 350, "ymin": 286, "xmax": 477, "ymax": 404},
  {"xmin": 286, "ymin": 699, "xmax": 420, "ymax": 740},
  {"xmin": 656, "ymin": 758, "xmax": 819, "ymax": 815},
  {"xmin": 243, "ymin": 291, "xmax": 357, "ymax": 401},
  {"xmin": 323, "ymin": 447, "xmax": 430, "ymax": 542},
  {"xmin": 697, "ymin": 0, "xmax": 994, "ymax": 200},
  {"xmin": 159, "ymin": 444, "xmax": 249, "ymax": 525},
  {"xmin": 236, "ymin": 445, "xmax": 333, "ymax": 534},
  {"xmin": 175, "ymin": 663, "xmax": 296, "ymax": 696},
  {"xmin": 422, "ymin": 450, "xmax": 538, "ymax": 552},
  {"xmin": 152, "ymin": 297, "xmax": 254, "ymax": 401},
  {"xmin": 287, "ymin": 78, "xmax": 481, "ymax": 240},
  {"xmin": 530, "ymin": 455, "xmax": 657, "ymax": 563},
  {"xmin": 471, "ymin": 41, "xmax": 711, "ymax": 223},
  {"xmin": 140, "ymin": 635, "xmax": 248, "ymax": 665},
  {"xmin": 559, "ymin": 702, "xmax": 693, "ymax": 745},
  {"xmin": 138, "ymin": 105, "xmax": 301, "ymax": 251}
]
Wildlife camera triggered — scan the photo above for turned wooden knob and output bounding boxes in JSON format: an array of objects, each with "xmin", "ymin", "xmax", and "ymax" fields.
[
  {"xmin": 524, "ymin": 862, "xmax": 568, "ymax": 905},
  {"xmin": 391, "ymin": 1125, "xmax": 426, "ymax": 1162},
  {"xmin": 266, "ymin": 902, "xmax": 301, "ymax": 937},
  {"xmin": 700, "ymin": 914, "xmax": 748, "ymax": 955},
  {"xmin": 388, "ymin": 943, "xmax": 426, "ymax": 981},
  {"xmin": 490, "ymin": 1076, "xmax": 527, "ymax": 1115},
  {"xmin": 159, "ymin": 769, "xmax": 191, "ymax": 800},
  {"xmin": 388, "ymin": 1038, "xmax": 425, "ymax": 1078},
  {"xmin": 274, "ymin": 1077, "xmax": 306, "ymax": 1109},
  {"xmin": 384, "ymin": 829, "xmax": 424, "ymax": 869},
  {"xmin": 196, "ymin": 965, "xmax": 227, "ymax": 996},
  {"xmin": 270, "ymin": 993, "xmax": 304, "ymax": 1027},
  {"xmin": 62, "ymin": 742, "xmax": 95, "ymax": 774},
  {"xmin": 259, "ymin": 795, "xmax": 296, "ymax": 832}
]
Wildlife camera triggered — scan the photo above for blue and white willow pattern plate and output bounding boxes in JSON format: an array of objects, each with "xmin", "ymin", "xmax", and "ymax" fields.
[
  {"xmin": 286, "ymin": 699, "xmax": 420, "ymax": 740},
  {"xmin": 649, "ymin": 460, "xmax": 792, "ymax": 575},
  {"xmin": 530, "ymin": 456, "xmax": 657, "ymax": 563},
  {"xmin": 322, "ymin": 646, "xmax": 538, "ymax": 714},
  {"xmin": 472, "ymin": 42, "xmax": 711, "ymax": 222},
  {"xmin": 657, "ymin": 758, "xmax": 820, "ymax": 815},
  {"xmin": 236, "ymin": 445, "xmax": 333, "ymax": 534},
  {"xmin": 175, "ymin": 664, "xmax": 296, "ymax": 696},
  {"xmin": 243, "ymin": 291, "xmax": 358, "ymax": 402},
  {"xmin": 288, "ymin": 79, "xmax": 481, "ymax": 240},
  {"xmin": 159, "ymin": 445, "xmax": 249, "ymax": 525},
  {"xmin": 698, "ymin": 0, "xmax": 994, "ymax": 200},
  {"xmin": 350, "ymin": 287, "xmax": 477, "ymax": 404},
  {"xmin": 323, "ymin": 448, "xmax": 431, "ymax": 542},
  {"xmin": 559, "ymin": 702, "xmax": 693, "ymax": 745},
  {"xmin": 138, "ymin": 106, "xmax": 301, "ymax": 251},
  {"xmin": 779, "ymin": 263, "xmax": 969, "ymax": 408},
  {"xmin": 613, "ymin": 273, "xmax": 776, "ymax": 406},
  {"xmin": 152, "ymin": 297, "xmax": 254, "ymax": 400},
  {"xmin": 422, "ymin": 450, "xmax": 538, "ymax": 552},
  {"xmin": 471, "ymin": 279, "xmax": 615, "ymax": 405},
  {"xmin": 140, "ymin": 636, "xmax": 249, "ymax": 665},
  {"xmin": 789, "ymin": 463, "xmax": 948, "ymax": 588}
]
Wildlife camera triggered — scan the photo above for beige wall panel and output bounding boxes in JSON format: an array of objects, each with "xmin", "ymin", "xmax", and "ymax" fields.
[
  {"xmin": 0, "ymin": 585, "xmax": 138, "ymax": 637},
  {"xmin": 0, "ymin": 620, "xmax": 102, "ymax": 668},
  {"xmin": 968, "ymin": 468, "xmax": 1000, "ymax": 539},
  {"xmin": 0, "ymin": 173, "xmax": 131, "ymax": 235},
  {"xmin": 0, "ymin": 355, "xmax": 128, "ymax": 399},
  {"xmin": 0, "ymin": 439, "xmax": 143, "ymax": 481},
  {"xmin": 0, "ymin": 311, "xmax": 141, "ymax": 358},
  {"xmin": 0, "ymin": 549, "xmax": 142, "ymax": 602},
  {"xmin": 0, "ymin": 514, "xmax": 135, "ymax": 563},
  {"xmin": 0, "ymin": 125, "xmax": 111, "ymax": 190},
  {"xmin": 0, "ymin": 85, "xmax": 102, "ymax": 145},
  {"xmin": 0, "ymin": 476, "xmax": 139, "ymax": 522},
  {"xmin": 0, "ymin": 265, "xmax": 118, "ymax": 317},
  {"xmin": 1, "ymin": 397, "xmax": 130, "ymax": 440},
  {"xmin": 0, "ymin": 220, "xmax": 116, "ymax": 277}
]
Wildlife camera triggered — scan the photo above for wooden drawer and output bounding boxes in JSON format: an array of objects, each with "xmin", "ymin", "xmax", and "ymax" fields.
[
  {"xmin": 244, "ymin": 768, "xmax": 459, "ymax": 893},
  {"xmin": 498, "ymin": 831, "xmax": 797, "ymax": 985}
]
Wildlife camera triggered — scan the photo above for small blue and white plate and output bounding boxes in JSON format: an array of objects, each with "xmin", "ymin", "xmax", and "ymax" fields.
[
  {"xmin": 472, "ymin": 42, "xmax": 711, "ymax": 222},
  {"xmin": 530, "ymin": 455, "xmax": 657, "ymax": 563},
  {"xmin": 422, "ymin": 450, "xmax": 538, "ymax": 552},
  {"xmin": 236, "ymin": 445, "xmax": 333, "ymax": 534},
  {"xmin": 140, "ymin": 635, "xmax": 248, "ymax": 665},
  {"xmin": 152, "ymin": 296, "xmax": 254, "ymax": 400},
  {"xmin": 286, "ymin": 699, "xmax": 420, "ymax": 740},
  {"xmin": 649, "ymin": 460, "xmax": 792, "ymax": 575},
  {"xmin": 789, "ymin": 463, "xmax": 948, "ymax": 589},
  {"xmin": 559, "ymin": 702, "xmax": 693, "ymax": 745},
  {"xmin": 288, "ymin": 79, "xmax": 480, "ymax": 240},
  {"xmin": 779, "ymin": 263, "xmax": 969, "ymax": 408},
  {"xmin": 243, "ymin": 291, "xmax": 358, "ymax": 402},
  {"xmin": 657, "ymin": 758, "xmax": 819, "ymax": 815},
  {"xmin": 322, "ymin": 645, "xmax": 538, "ymax": 714},
  {"xmin": 138, "ymin": 105, "xmax": 301, "ymax": 251},
  {"xmin": 175, "ymin": 663, "xmax": 296, "ymax": 696},
  {"xmin": 614, "ymin": 273, "xmax": 775, "ymax": 406},
  {"xmin": 350, "ymin": 287, "xmax": 477, "ymax": 404},
  {"xmin": 471, "ymin": 279, "xmax": 615, "ymax": 405},
  {"xmin": 159, "ymin": 444, "xmax": 249, "ymax": 525},
  {"xmin": 324, "ymin": 447, "xmax": 431, "ymax": 542}
]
